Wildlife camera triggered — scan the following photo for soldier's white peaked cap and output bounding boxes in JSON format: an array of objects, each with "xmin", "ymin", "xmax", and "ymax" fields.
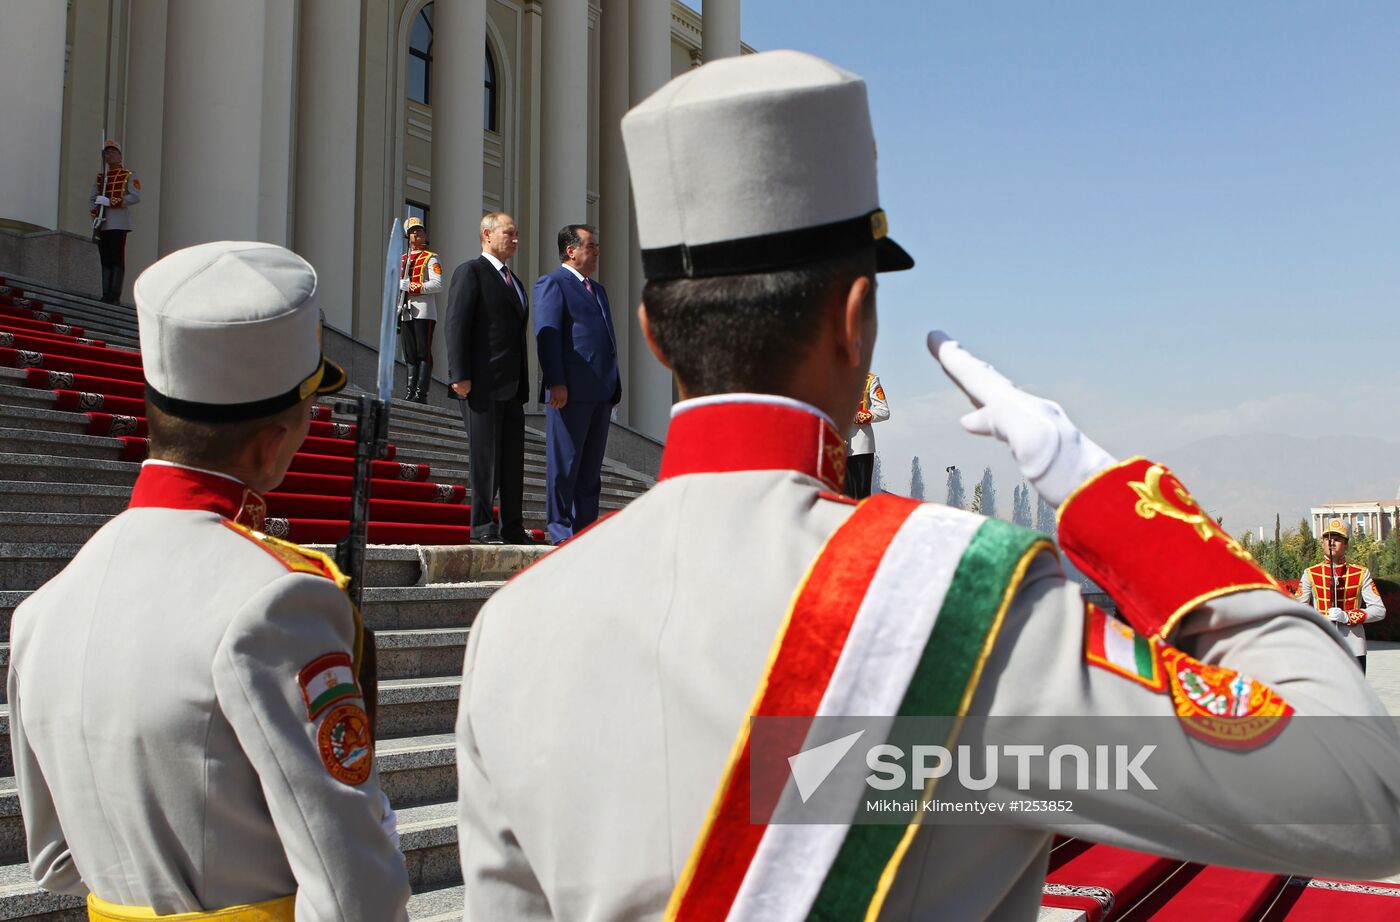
[
  {"xmin": 135, "ymin": 241, "xmax": 346, "ymax": 421},
  {"xmin": 622, "ymin": 49, "xmax": 913, "ymax": 281}
]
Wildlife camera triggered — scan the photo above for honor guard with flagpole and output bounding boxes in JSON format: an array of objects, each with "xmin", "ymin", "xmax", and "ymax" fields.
[
  {"xmin": 452, "ymin": 50, "xmax": 1400, "ymax": 920},
  {"xmin": 89, "ymin": 139, "xmax": 141, "ymax": 304},
  {"xmin": 8, "ymin": 242, "xmax": 411, "ymax": 921},
  {"xmin": 398, "ymin": 216, "xmax": 443, "ymax": 403},
  {"xmin": 1297, "ymin": 517, "xmax": 1385, "ymax": 671}
]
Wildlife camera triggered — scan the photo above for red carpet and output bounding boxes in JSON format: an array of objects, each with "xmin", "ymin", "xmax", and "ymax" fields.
[
  {"xmin": 82, "ymin": 412, "xmax": 356, "ymax": 441},
  {"xmin": 1128, "ymin": 864, "xmax": 1286, "ymax": 920},
  {"xmin": 1261, "ymin": 877, "xmax": 1400, "ymax": 921},
  {"xmin": 0, "ymin": 281, "xmax": 537, "ymax": 546},
  {"xmin": 1042, "ymin": 842, "xmax": 1182, "ymax": 920},
  {"xmin": 0, "ymin": 312, "xmax": 91, "ymax": 340}
]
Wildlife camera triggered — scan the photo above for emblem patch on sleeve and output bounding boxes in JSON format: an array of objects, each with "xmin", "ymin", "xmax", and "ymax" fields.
[
  {"xmin": 1084, "ymin": 604, "xmax": 1164, "ymax": 691},
  {"xmin": 1159, "ymin": 647, "xmax": 1293, "ymax": 750},
  {"xmin": 318, "ymin": 703, "xmax": 374, "ymax": 785},
  {"xmin": 298, "ymin": 652, "xmax": 360, "ymax": 720}
]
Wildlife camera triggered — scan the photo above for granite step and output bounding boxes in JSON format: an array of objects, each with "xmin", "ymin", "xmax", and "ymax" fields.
[
  {"xmin": 0, "ymin": 453, "xmax": 139, "ymax": 487},
  {"xmin": 376, "ymin": 676, "xmax": 461, "ymax": 740},
  {"xmin": 0, "ymin": 542, "xmax": 544, "ymax": 597},
  {"xmin": 0, "ymin": 478, "xmax": 621, "ymax": 522},
  {"xmin": 0, "ymin": 543, "xmax": 424, "ymax": 595},
  {"xmin": 0, "ymin": 413, "xmax": 645, "ymax": 502}
]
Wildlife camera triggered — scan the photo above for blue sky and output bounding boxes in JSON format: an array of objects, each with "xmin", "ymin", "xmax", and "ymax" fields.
[{"xmin": 723, "ymin": 2, "xmax": 1400, "ymax": 530}]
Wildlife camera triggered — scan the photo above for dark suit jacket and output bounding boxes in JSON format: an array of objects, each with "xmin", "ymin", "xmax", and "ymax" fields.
[
  {"xmin": 533, "ymin": 266, "xmax": 621, "ymax": 405},
  {"xmin": 446, "ymin": 255, "xmax": 530, "ymax": 410}
]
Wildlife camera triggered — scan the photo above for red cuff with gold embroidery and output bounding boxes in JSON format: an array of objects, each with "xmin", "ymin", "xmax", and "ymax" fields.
[{"xmin": 1057, "ymin": 457, "xmax": 1281, "ymax": 641}]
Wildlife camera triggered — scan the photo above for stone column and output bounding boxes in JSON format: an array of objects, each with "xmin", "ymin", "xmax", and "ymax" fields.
[
  {"xmin": 123, "ymin": 0, "xmax": 168, "ymax": 287},
  {"xmin": 598, "ymin": 0, "xmax": 631, "ymax": 423},
  {"xmin": 430, "ymin": 0, "xmax": 486, "ymax": 385},
  {"xmin": 627, "ymin": 0, "xmax": 674, "ymax": 441},
  {"xmin": 701, "ymin": 0, "xmax": 740, "ymax": 63},
  {"xmin": 295, "ymin": 0, "xmax": 361, "ymax": 334},
  {"xmin": 160, "ymin": 0, "xmax": 269, "ymax": 250},
  {"xmin": 540, "ymin": 0, "xmax": 589, "ymax": 266},
  {"xmin": 258, "ymin": 0, "xmax": 297, "ymax": 246},
  {"xmin": 0, "ymin": 3, "xmax": 66, "ymax": 230}
]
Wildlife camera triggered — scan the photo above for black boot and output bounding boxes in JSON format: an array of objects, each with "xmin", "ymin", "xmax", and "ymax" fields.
[
  {"xmin": 109, "ymin": 266, "xmax": 124, "ymax": 304},
  {"xmin": 100, "ymin": 266, "xmax": 114, "ymax": 303},
  {"xmin": 414, "ymin": 362, "xmax": 432, "ymax": 403},
  {"xmin": 404, "ymin": 365, "xmax": 420, "ymax": 402}
]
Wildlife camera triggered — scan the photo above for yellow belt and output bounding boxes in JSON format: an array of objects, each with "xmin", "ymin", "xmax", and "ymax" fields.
[{"xmin": 88, "ymin": 893, "xmax": 294, "ymax": 921}]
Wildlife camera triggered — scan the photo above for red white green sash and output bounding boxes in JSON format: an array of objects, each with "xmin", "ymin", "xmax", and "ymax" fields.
[{"xmin": 666, "ymin": 493, "xmax": 1054, "ymax": 921}]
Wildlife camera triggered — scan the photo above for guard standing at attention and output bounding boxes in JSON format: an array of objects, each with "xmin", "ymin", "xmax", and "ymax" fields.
[
  {"xmin": 9, "ymin": 241, "xmax": 411, "ymax": 921},
  {"xmin": 89, "ymin": 139, "xmax": 140, "ymax": 304},
  {"xmin": 1297, "ymin": 517, "xmax": 1386, "ymax": 671},
  {"xmin": 398, "ymin": 215, "xmax": 443, "ymax": 403},
  {"xmin": 845, "ymin": 371, "xmax": 889, "ymax": 498}
]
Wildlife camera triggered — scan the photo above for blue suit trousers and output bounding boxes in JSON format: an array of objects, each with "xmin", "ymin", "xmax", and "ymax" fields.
[{"xmin": 544, "ymin": 399, "xmax": 611, "ymax": 544}]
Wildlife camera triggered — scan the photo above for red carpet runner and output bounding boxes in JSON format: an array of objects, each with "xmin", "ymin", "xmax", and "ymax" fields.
[{"xmin": 0, "ymin": 281, "xmax": 546, "ymax": 544}]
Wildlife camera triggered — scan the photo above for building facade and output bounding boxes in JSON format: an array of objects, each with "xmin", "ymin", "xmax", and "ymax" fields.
[
  {"xmin": 0, "ymin": 0, "xmax": 748, "ymax": 440},
  {"xmin": 1310, "ymin": 499, "xmax": 1400, "ymax": 543}
]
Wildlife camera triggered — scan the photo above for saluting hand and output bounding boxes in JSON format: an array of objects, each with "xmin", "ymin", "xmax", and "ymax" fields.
[{"xmin": 927, "ymin": 330, "xmax": 1116, "ymax": 507}]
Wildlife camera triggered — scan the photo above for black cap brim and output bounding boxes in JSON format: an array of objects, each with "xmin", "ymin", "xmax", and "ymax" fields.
[{"xmin": 876, "ymin": 236, "xmax": 915, "ymax": 273}]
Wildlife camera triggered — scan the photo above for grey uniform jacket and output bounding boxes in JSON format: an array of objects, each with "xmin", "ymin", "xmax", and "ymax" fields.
[
  {"xmin": 9, "ymin": 471, "xmax": 410, "ymax": 920},
  {"xmin": 455, "ymin": 396, "xmax": 1400, "ymax": 921},
  {"xmin": 90, "ymin": 170, "xmax": 140, "ymax": 232}
]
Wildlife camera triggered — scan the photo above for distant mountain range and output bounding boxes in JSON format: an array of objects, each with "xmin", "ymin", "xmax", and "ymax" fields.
[{"xmin": 1151, "ymin": 433, "xmax": 1400, "ymax": 539}]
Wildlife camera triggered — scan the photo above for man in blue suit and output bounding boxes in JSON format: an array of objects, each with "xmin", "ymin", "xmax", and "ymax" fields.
[{"xmin": 533, "ymin": 224, "xmax": 621, "ymax": 544}]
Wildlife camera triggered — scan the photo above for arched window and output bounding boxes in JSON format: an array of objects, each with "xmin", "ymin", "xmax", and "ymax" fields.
[
  {"xmin": 408, "ymin": 3, "xmax": 433, "ymax": 105},
  {"xmin": 484, "ymin": 45, "xmax": 498, "ymax": 132}
]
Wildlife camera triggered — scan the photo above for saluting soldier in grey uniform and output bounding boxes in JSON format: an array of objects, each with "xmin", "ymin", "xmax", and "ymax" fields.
[
  {"xmin": 454, "ymin": 51, "xmax": 1400, "ymax": 920},
  {"xmin": 9, "ymin": 242, "xmax": 410, "ymax": 921}
]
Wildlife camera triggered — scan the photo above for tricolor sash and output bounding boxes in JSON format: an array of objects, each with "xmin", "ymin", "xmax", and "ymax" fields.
[{"xmin": 667, "ymin": 493, "xmax": 1054, "ymax": 921}]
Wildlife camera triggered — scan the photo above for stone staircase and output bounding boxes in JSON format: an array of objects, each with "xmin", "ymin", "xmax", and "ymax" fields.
[{"xmin": 0, "ymin": 274, "xmax": 655, "ymax": 920}]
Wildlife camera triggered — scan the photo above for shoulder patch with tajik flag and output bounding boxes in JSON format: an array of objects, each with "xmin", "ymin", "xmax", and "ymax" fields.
[
  {"xmin": 1084, "ymin": 603, "xmax": 1163, "ymax": 691},
  {"xmin": 298, "ymin": 652, "xmax": 361, "ymax": 720}
]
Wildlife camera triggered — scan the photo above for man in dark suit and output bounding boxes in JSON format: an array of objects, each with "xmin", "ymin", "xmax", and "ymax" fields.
[
  {"xmin": 533, "ymin": 224, "xmax": 621, "ymax": 544},
  {"xmin": 446, "ymin": 212, "xmax": 534, "ymax": 545}
]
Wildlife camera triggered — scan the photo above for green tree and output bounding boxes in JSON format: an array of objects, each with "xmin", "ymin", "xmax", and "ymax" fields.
[
  {"xmin": 979, "ymin": 466, "xmax": 997, "ymax": 519},
  {"xmin": 909, "ymin": 456, "xmax": 925, "ymax": 501},
  {"xmin": 945, "ymin": 466, "xmax": 965, "ymax": 509},
  {"xmin": 971, "ymin": 482, "xmax": 983, "ymax": 514},
  {"xmin": 1034, "ymin": 493, "xmax": 1056, "ymax": 535},
  {"xmin": 1012, "ymin": 482, "xmax": 1033, "ymax": 527},
  {"xmin": 1297, "ymin": 518, "xmax": 1319, "ymax": 567}
]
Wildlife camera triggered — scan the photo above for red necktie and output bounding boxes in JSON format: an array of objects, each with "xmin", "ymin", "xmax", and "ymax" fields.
[{"xmin": 501, "ymin": 266, "xmax": 521, "ymax": 305}]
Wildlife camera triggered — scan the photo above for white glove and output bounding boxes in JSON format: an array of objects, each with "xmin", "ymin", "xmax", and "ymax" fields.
[
  {"xmin": 1327, "ymin": 606, "xmax": 1347, "ymax": 624},
  {"xmin": 399, "ymin": 278, "xmax": 412, "ymax": 292},
  {"xmin": 928, "ymin": 331, "xmax": 1116, "ymax": 507},
  {"xmin": 94, "ymin": 195, "xmax": 111, "ymax": 207},
  {"xmin": 379, "ymin": 790, "xmax": 400, "ymax": 849}
]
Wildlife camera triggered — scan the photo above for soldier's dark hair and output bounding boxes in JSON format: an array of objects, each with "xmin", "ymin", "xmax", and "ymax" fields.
[
  {"xmin": 641, "ymin": 247, "xmax": 876, "ymax": 396},
  {"xmin": 558, "ymin": 224, "xmax": 598, "ymax": 261},
  {"xmin": 146, "ymin": 400, "xmax": 309, "ymax": 469}
]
